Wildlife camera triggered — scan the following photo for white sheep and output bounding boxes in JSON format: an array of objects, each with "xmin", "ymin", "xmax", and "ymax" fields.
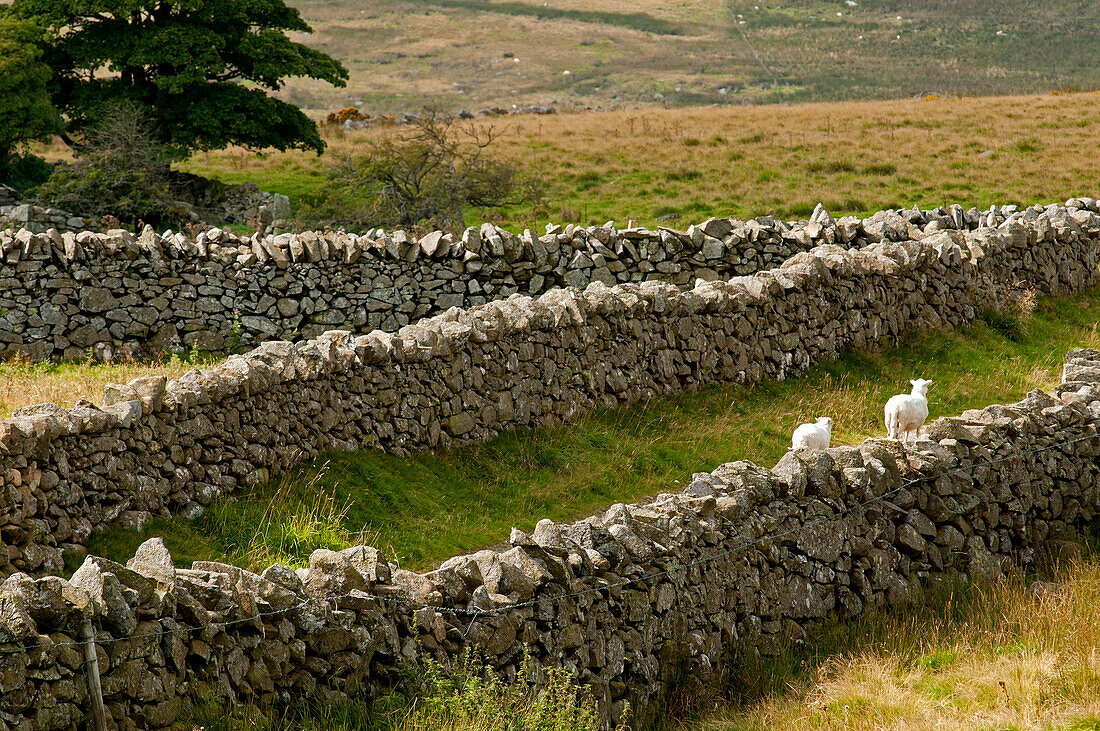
[
  {"xmin": 885, "ymin": 379, "xmax": 932, "ymax": 442},
  {"xmin": 791, "ymin": 417, "xmax": 833, "ymax": 451}
]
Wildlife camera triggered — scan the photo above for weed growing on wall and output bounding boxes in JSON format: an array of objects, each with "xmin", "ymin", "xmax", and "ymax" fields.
[
  {"xmin": 182, "ymin": 651, "xmax": 624, "ymax": 730},
  {"xmin": 394, "ymin": 652, "xmax": 621, "ymax": 731}
]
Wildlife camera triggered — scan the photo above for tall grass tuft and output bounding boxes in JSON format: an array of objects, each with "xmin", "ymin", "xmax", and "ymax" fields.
[
  {"xmin": 395, "ymin": 652, "xmax": 628, "ymax": 731},
  {"xmin": 203, "ymin": 462, "xmax": 373, "ymax": 569},
  {"xmin": 691, "ymin": 546, "xmax": 1100, "ymax": 730}
]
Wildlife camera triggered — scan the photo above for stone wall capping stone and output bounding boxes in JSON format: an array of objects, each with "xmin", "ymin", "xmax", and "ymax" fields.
[{"xmin": 5, "ymin": 200, "xmax": 1095, "ymax": 361}]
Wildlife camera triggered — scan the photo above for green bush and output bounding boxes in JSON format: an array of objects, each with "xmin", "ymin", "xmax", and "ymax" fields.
[
  {"xmin": 0, "ymin": 13, "xmax": 61, "ymax": 172},
  {"xmin": 32, "ymin": 101, "xmax": 183, "ymax": 227},
  {"xmin": 0, "ymin": 152, "xmax": 51, "ymax": 193},
  {"xmin": 396, "ymin": 652, "xmax": 619, "ymax": 731},
  {"xmin": 182, "ymin": 651, "xmax": 626, "ymax": 731}
]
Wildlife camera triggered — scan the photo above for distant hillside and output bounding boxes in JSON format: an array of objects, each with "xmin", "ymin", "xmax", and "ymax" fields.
[{"xmin": 280, "ymin": 0, "xmax": 1099, "ymax": 115}]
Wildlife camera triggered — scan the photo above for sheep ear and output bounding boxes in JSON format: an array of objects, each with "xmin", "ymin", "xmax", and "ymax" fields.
[{"xmin": 909, "ymin": 379, "xmax": 917, "ymax": 386}]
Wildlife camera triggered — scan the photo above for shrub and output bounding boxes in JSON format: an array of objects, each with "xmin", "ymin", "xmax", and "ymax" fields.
[
  {"xmin": 32, "ymin": 101, "xmax": 183, "ymax": 227},
  {"xmin": 326, "ymin": 107, "xmax": 371, "ymax": 125},
  {"xmin": 182, "ymin": 651, "xmax": 627, "ymax": 730},
  {"xmin": 0, "ymin": 152, "xmax": 51, "ymax": 193},
  {"xmin": 396, "ymin": 652, "xmax": 626, "ymax": 731},
  {"xmin": 299, "ymin": 109, "xmax": 540, "ymax": 231}
]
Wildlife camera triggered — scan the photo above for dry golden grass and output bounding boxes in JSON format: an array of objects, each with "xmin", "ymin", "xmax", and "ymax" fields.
[
  {"xmin": 0, "ymin": 355, "xmax": 213, "ymax": 417},
  {"xmin": 168, "ymin": 91, "xmax": 1100, "ymax": 231},
  {"xmin": 277, "ymin": 0, "xmax": 733, "ymax": 114},
  {"xmin": 693, "ymin": 554, "xmax": 1100, "ymax": 731}
]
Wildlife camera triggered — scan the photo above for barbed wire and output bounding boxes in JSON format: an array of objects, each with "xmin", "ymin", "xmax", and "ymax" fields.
[{"xmin": 4, "ymin": 422, "xmax": 1098, "ymax": 654}]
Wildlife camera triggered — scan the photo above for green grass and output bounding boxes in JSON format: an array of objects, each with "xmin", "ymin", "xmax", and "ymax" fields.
[{"xmin": 89, "ymin": 286, "xmax": 1100, "ymax": 573}]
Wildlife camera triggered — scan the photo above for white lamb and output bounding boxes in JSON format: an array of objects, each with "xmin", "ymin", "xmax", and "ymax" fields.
[
  {"xmin": 791, "ymin": 417, "xmax": 833, "ymax": 451},
  {"xmin": 885, "ymin": 379, "xmax": 932, "ymax": 442}
]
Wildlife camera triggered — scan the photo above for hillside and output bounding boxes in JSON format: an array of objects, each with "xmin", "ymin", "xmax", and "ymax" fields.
[{"xmin": 279, "ymin": 0, "xmax": 1100, "ymax": 115}]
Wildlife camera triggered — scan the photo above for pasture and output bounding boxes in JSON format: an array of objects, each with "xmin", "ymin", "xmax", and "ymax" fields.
[
  {"xmin": 175, "ymin": 92, "xmax": 1100, "ymax": 232},
  {"xmin": 83, "ymin": 286, "xmax": 1100, "ymax": 574},
  {"xmin": 275, "ymin": 0, "xmax": 1100, "ymax": 113}
]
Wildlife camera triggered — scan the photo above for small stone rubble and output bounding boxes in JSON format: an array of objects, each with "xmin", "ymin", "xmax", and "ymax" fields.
[
  {"xmin": 2, "ymin": 350, "xmax": 1099, "ymax": 730},
  {"xmin": 2, "ymin": 198, "xmax": 1095, "ymax": 360}
]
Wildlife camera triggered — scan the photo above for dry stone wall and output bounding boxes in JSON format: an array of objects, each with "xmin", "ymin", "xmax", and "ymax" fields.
[
  {"xmin": 5, "ymin": 197, "xmax": 1097, "ymax": 360},
  {"xmin": 0, "ymin": 203, "xmax": 99, "ymax": 236},
  {"xmin": 1, "ymin": 202, "xmax": 1098, "ymax": 580},
  {"xmin": 2, "ymin": 351, "xmax": 1100, "ymax": 731}
]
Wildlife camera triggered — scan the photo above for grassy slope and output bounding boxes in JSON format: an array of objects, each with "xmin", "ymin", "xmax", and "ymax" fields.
[
  {"xmin": 178, "ymin": 92, "xmax": 1100, "ymax": 231},
  {"xmin": 685, "ymin": 550, "xmax": 1100, "ymax": 731},
  {"xmin": 88, "ymin": 286, "xmax": 1100, "ymax": 573},
  {"xmin": 276, "ymin": 0, "xmax": 1099, "ymax": 114}
]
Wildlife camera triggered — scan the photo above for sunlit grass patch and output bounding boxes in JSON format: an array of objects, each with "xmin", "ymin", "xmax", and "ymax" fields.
[
  {"xmin": 0, "ymin": 351, "xmax": 218, "ymax": 418},
  {"xmin": 163, "ymin": 93, "xmax": 1100, "ymax": 233},
  {"xmin": 692, "ymin": 551, "xmax": 1100, "ymax": 730}
]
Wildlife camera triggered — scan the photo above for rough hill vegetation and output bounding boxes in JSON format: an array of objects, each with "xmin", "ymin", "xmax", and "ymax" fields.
[{"xmin": 273, "ymin": 0, "xmax": 1099, "ymax": 114}]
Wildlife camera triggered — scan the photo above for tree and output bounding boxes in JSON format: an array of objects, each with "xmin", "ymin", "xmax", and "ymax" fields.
[
  {"xmin": 12, "ymin": 0, "xmax": 348, "ymax": 157},
  {"xmin": 0, "ymin": 12, "xmax": 61, "ymax": 186}
]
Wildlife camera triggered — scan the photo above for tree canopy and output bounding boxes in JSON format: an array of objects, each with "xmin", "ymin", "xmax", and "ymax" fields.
[
  {"xmin": 0, "ymin": 12, "xmax": 61, "ymax": 166},
  {"xmin": 12, "ymin": 0, "xmax": 349, "ymax": 156}
]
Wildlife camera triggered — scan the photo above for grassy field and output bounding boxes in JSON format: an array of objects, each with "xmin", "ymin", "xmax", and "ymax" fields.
[
  {"xmin": 272, "ymin": 0, "xmax": 1099, "ymax": 115},
  {"xmin": 684, "ymin": 547, "xmax": 1100, "ymax": 731},
  {"xmin": 86, "ymin": 285, "xmax": 1100, "ymax": 574},
  {"xmin": 176, "ymin": 92, "xmax": 1100, "ymax": 232},
  {"xmin": 0, "ymin": 353, "xmax": 216, "ymax": 418}
]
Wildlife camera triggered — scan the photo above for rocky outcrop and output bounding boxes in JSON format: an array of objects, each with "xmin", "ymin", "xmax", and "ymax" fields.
[{"xmin": 2, "ymin": 351, "xmax": 1099, "ymax": 730}]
